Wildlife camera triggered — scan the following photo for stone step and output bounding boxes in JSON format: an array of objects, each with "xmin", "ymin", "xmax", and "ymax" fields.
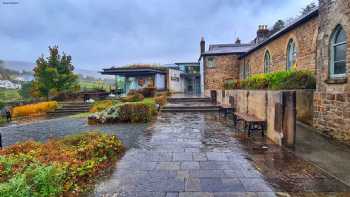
[
  {"xmin": 162, "ymin": 105, "xmax": 219, "ymax": 110},
  {"xmin": 160, "ymin": 108, "xmax": 220, "ymax": 112},
  {"xmin": 167, "ymin": 97, "xmax": 211, "ymax": 103},
  {"xmin": 54, "ymin": 108, "xmax": 89, "ymax": 112}
]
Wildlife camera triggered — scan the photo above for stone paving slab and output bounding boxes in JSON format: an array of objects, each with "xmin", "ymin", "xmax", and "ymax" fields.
[{"xmin": 87, "ymin": 112, "xmax": 350, "ymax": 196}]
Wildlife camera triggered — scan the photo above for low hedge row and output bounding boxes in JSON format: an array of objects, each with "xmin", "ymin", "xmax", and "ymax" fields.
[
  {"xmin": 11, "ymin": 101, "xmax": 58, "ymax": 118},
  {"xmin": 88, "ymin": 98, "xmax": 157, "ymax": 124},
  {"xmin": 0, "ymin": 132, "xmax": 125, "ymax": 197},
  {"xmin": 224, "ymin": 70, "xmax": 316, "ymax": 90}
]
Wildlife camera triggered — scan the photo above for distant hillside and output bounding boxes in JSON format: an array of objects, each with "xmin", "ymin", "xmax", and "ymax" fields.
[{"xmin": 0, "ymin": 60, "xmax": 111, "ymax": 80}]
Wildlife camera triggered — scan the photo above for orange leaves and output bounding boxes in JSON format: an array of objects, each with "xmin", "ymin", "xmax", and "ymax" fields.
[
  {"xmin": 11, "ymin": 101, "xmax": 58, "ymax": 118},
  {"xmin": 0, "ymin": 132, "xmax": 125, "ymax": 196}
]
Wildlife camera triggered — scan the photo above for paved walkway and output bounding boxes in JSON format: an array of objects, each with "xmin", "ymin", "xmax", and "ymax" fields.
[
  {"xmin": 294, "ymin": 122, "xmax": 350, "ymax": 186},
  {"xmin": 93, "ymin": 113, "xmax": 350, "ymax": 196}
]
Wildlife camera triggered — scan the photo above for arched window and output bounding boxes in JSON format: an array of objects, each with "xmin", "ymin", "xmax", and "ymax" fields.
[
  {"xmin": 286, "ymin": 39, "xmax": 297, "ymax": 70},
  {"xmin": 330, "ymin": 25, "xmax": 347, "ymax": 78},
  {"xmin": 264, "ymin": 50, "xmax": 271, "ymax": 73}
]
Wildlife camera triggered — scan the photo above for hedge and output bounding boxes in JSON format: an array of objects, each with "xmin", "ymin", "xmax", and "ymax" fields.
[
  {"xmin": 88, "ymin": 98, "xmax": 157, "ymax": 124},
  {"xmin": 224, "ymin": 70, "xmax": 316, "ymax": 90},
  {"xmin": 0, "ymin": 132, "xmax": 125, "ymax": 197},
  {"xmin": 11, "ymin": 101, "xmax": 58, "ymax": 118}
]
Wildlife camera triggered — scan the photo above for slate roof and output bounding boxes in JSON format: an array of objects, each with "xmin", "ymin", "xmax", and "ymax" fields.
[
  {"xmin": 202, "ymin": 43, "xmax": 255, "ymax": 56},
  {"xmin": 241, "ymin": 7, "xmax": 319, "ymax": 58}
]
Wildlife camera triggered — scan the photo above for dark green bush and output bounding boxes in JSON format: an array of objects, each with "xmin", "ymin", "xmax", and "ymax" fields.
[
  {"xmin": 240, "ymin": 70, "xmax": 316, "ymax": 90},
  {"xmin": 88, "ymin": 98, "xmax": 157, "ymax": 124}
]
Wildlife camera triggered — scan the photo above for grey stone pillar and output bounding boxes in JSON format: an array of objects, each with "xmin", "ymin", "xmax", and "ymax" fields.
[{"xmin": 282, "ymin": 91, "xmax": 296, "ymax": 147}]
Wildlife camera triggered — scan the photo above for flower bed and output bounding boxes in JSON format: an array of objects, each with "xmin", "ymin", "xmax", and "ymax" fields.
[
  {"xmin": 225, "ymin": 70, "xmax": 316, "ymax": 90},
  {"xmin": 88, "ymin": 98, "xmax": 157, "ymax": 124},
  {"xmin": 11, "ymin": 101, "xmax": 58, "ymax": 118},
  {"xmin": 0, "ymin": 132, "xmax": 124, "ymax": 196}
]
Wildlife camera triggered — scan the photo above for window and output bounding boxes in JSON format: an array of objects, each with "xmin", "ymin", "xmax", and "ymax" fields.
[
  {"xmin": 286, "ymin": 39, "xmax": 297, "ymax": 70},
  {"xmin": 330, "ymin": 25, "xmax": 347, "ymax": 78},
  {"xmin": 207, "ymin": 57, "xmax": 215, "ymax": 68},
  {"xmin": 244, "ymin": 64, "xmax": 250, "ymax": 79},
  {"xmin": 240, "ymin": 64, "xmax": 245, "ymax": 80},
  {"xmin": 264, "ymin": 50, "xmax": 271, "ymax": 73}
]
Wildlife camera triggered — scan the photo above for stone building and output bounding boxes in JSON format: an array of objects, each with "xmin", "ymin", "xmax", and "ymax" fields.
[
  {"xmin": 199, "ymin": 38, "xmax": 254, "ymax": 91},
  {"xmin": 199, "ymin": 0, "xmax": 350, "ymax": 142},
  {"xmin": 314, "ymin": 0, "xmax": 350, "ymax": 140}
]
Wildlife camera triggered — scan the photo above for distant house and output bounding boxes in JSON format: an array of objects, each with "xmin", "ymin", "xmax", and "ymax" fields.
[
  {"xmin": 101, "ymin": 63, "xmax": 201, "ymax": 95},
  {"xmin": 0, "ymin": 80, "xmax": 21, "ymax": 89}
]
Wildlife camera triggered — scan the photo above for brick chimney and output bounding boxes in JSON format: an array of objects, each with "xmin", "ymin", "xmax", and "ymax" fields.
[
  {"xmin": 235, "ymin": 37, "xmax": 241, "ymax": 45},
  {"xmin": 200, "ymin": 37, "xmax": 205, "ymax": 54},
  {"xmin": 256, "ymin": 25, "xmax": 270, "ymax": 44}
]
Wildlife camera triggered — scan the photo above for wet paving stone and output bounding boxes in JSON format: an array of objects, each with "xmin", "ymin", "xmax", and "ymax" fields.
[
  {"xmin": 91, "ymin": 112, "xmax": 350, "ymax": 195},
  {"xmin": 12, "ymin": 112, "xmax": 349, "ymax": 196}
]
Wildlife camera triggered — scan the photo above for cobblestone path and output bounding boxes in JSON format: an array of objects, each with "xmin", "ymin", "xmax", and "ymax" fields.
[{"xmin": 93, "ymin": 112, "xmax": 350, "ymax": 197}]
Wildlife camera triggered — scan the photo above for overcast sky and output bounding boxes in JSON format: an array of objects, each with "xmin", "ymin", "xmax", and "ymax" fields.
[{"xmin": 0, "ymin": 0, "xmax": 316, "ymax": 71}]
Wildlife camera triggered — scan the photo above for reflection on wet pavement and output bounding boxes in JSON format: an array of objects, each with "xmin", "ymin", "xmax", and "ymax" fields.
[{"xmin": 92, "ymin": 112, "xmax": 350, "ymax": 196}]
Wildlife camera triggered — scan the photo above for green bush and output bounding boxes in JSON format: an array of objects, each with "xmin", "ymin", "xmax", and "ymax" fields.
[
  {"xmin": 88, "ymin": 98, "xmax": 157, "ymax": 124},
  {"xmin": 224, "ymin": 79, "xmax": 240, "ymax": 90},
  {"xmin": 240, "ymin": 70, "xmax": 316, "ymax": 90}
]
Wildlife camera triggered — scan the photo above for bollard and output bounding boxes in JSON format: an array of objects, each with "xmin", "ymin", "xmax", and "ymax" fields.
[{"xmin": 0, "ymin": 133, "xmax": 2, "ymax": 148}]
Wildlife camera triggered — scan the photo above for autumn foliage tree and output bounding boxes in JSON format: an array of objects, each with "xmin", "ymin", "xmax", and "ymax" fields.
[{"xmin": 32, "ymin": 46, "xmax": 79, "ymax": 99}]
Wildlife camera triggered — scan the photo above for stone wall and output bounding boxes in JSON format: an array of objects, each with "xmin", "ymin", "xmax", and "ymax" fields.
[
  {"xmin": 241, "ymin": 16, "xmax": 319, "ymax": 75},
  {"xmin": 210, "ymin": 89, "xmax": 297, "ymax": 146},
  {"xmin": 314, "ymin": 0, "xmax": 350, "ymax": 141},
  {"xmin": 296, "ymin": 90, "xmax": 314, "ymax": 125},
  {"xmin": 204, "ymin": 54, "xmax": 240, "ymax": 90}
]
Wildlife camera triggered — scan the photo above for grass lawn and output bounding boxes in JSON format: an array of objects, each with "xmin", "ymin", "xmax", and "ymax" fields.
[
  {"xmin": 79, "ymin": 80, "xmax": 111, "ymax": 92},
  {"xmin": 0, "ymin": 88, "xmax": 22, "ymax": 102}
]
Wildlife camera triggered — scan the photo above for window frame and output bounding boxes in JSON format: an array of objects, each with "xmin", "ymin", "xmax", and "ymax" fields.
[
  {"xmin": 264, "ymin": 50, "xmax": 271, "ymax": 73},
  {"xmin": 286, "ymin": 39, "xmax": 297, "ymax": 70},
  {"xmin": 330, "ymin": 25, "xmax": 347, "ymax": 79},
  {"xmin": 207, "ymin": 57, "xmax": 215, "ymax": 68}
]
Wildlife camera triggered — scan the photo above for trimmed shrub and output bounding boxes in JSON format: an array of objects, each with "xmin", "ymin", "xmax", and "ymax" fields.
[
  {"xmin": 89, "ymin": 100, "xmax": 116, "ymax": 113},
  {"xmin": 240, "ymin": 70, "xmax": 316, "ymax": 90},
  {"xmin": 88, "ymin": 98, "xmax": 157, "ymax": 124},
  {"xmin": 11, "ymin": 101, "xmax": 58, "ymax": 118},
  {"xmin": 0, "ymin": 132, "xmax": 125, "ymax": 196},
  {"xmin": 121, "ymin": 91, "xmax": 144, "ymax": 102}
]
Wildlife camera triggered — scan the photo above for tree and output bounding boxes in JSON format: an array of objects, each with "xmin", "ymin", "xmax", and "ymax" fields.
[
  {"xmin": 19, "ymin": 81, "xmax": 33, "ymax": 101},
  {"xmin": 270, "ymin": 20, "xmax": 285, "ymax": 35},
  {"xmin": 301, "ymin": 2, "xmax": 317, "ymax": 16},
  {"xmin": 32, "ymin": 46, "xmax": 79, "ymax": 99}
]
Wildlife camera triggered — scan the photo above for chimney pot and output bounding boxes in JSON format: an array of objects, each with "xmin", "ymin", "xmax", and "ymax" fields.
[
  {"xmin": 200, "ymin": 37, "xmax": 205, "ymax": 54},
  {"xmin": 235, "ymin": 37, "xmax": 241, "ymax": 45}
]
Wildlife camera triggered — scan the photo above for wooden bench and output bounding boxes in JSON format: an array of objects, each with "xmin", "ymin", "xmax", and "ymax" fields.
[{"xmin": 233, "ymin": 112, "xmax": 266, "ymax": 136}]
